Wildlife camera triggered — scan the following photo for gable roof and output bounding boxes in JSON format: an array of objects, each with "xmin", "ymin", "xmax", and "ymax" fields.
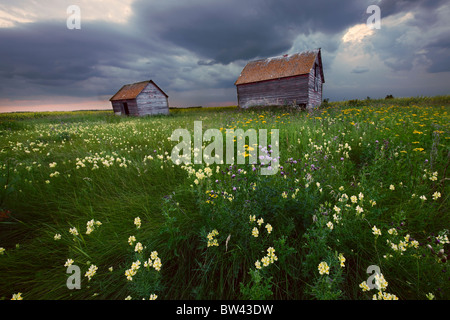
[
  {"xmin": 110, "ymin": 80, "xmax": 168, "ymax": 101},
  {"xmin": 235, "ymin": 49, "xmax": 324, "ymax": 85}
]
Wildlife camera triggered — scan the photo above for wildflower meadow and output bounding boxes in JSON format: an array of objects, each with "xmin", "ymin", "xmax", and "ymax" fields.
[{"xmin": 0, "ymin": 96, "xmax": 449, "ymax": 300}]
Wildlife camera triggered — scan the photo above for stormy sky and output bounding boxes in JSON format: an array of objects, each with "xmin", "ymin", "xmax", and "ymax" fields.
[{"xmin": 0, "ymin": 0, "xmax": 449, "ymax": 112}]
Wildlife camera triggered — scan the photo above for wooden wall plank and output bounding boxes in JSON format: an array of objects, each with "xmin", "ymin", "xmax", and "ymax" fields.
[
  {"xmin": 136, "ymin": 83, "xmax": 169, "ymax": 115},
  {"xmin": 237, "ymin": 75, "xmax": 310, "ymax": 108}
]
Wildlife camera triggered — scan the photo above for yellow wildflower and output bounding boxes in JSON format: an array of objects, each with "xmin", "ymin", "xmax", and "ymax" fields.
[
  {"xmin": 128, "ymin": 235, "xmax": 136, "ymax": 246},
  {"xmin": 338, "ymin": 253, "xmax": 346, "ymax": 268},
  {"xmin": 318, "ymin": 261, "xmax": 330, "ymax": 275},
  {"xmin": 432, "ymin": 191, "xmax": 441, "ymax": 200},
  {"xmin": 372, "ymin": 226, "xmax": 381, "ymax": 236},
  {"xmin": 135, "ymin": 242, "xmax": 144, "ymax": 253},
  {"xmin": 359, "ymin": 281, "xmax": 370, "ymax": 292},
  {"xmin": 134, "ymin": 217, "xmax": 141, "ymax": 229},
  {"xmin": 64, "ymin": 259, "xmax": 74, "ymax": 267},
  {"xmin": 85, "ymin": 264, "xmax": 98, "ymax": 281},
  {"xmin": 11, "ymin": 292, "xmax": 23, "ymax": 300},
  {"xmin": 261, "ymin": 256, "xmax": 271, "ymax": 267}
]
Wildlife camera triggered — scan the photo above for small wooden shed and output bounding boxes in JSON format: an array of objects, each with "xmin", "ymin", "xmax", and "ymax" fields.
[
  {"xmin": 110, "ymin": 80, "xmax": 169, "ymax": 116},
  {"xmin": 235, "ymin": 49, "xmax": 324, "ymax": 109}
]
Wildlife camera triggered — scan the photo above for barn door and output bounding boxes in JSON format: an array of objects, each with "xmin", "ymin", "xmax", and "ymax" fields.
[{"xmin": 122, "ymin": 102, "xmax": 130, "ymax": 115}]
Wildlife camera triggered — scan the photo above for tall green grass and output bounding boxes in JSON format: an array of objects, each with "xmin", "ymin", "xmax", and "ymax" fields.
[{"xmin": 0, "ymin": 96, "xmax": 449, "ymax": 300}]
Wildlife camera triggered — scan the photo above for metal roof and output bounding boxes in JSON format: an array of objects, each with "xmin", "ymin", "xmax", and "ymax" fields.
[
  {"xmin": 110, "ymin": 80, "xmax": 168, "ymax": 101},
  {"xmin": 235, "ymin": 49, "xmax": 324, "ymax": 85}
]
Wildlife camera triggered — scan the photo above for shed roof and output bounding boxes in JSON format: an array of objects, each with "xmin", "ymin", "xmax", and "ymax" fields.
[
  {"xmin": 110, "ymin": 80, "xmax": 168, "ymax": 101},
  {"xmin": 235, "ymin": 49, "xmax": 324, "ymax": 85}
]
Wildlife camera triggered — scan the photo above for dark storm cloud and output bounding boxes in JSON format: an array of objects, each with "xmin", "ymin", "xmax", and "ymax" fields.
[
  {"xmin": 0, "ymin": 0, "xmax": 449, "ymax": 110},
  {"xmin": 378, "ymin": 0, "xmax": 448, "ymax": 17},
  {"xmin": 132, "ymin": 0, "xmax": 373, "ymax": 64},
  {"xmin": 0, "ymin": 20, "xmax": 183, "ymax": 98},
  {"xmin": 424, "ymin": 32, "xmax": 450, "ymax": 73},
  {"xmin": 0, "ymin": 24, "xmax": 104, "ymax": 83},
  {"xmin": 361, "ymin": 0, "xmax": 450, "ymax": 73}
]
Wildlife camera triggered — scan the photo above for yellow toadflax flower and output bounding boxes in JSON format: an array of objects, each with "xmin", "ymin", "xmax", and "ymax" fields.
[
  {"xmin": 318, "ymin": 261, "xmax": 329, "ymax": 275},
  {"xmin": 128, "ymin": 235, "xmax": 136, "ymax": 246},
  {"xmin": 261, "ymin": 256, "xmax": 271, "ymax": 267},
  {"xmin": 64, "ymin": 259, "xmax": 74, "ymax": 267},
  {"xmin": 373, "ymin": 291, "xmax": 398, "ymax": 300},
  {"xmin": 85, "ymin": 264, "xmax": 98, "ymax": 281},
  {"xmin": 432, "ymin": 191, "xmax": 441, "ymax": 200},
  {"xmin": 150, "ymin": 251, "xmax": 158, "ymax": 260},
  {"xmin": 359, "ymin": 281, "xmax": 370, "ymax": 292},
  {"xmin": 153, "ymin": 258, "xmax": 162, "ymax": 271},
  {"xmin": 338, "ymin": 253, "xmax": 346, "ymax": 268},
  {"xmin": 86, "ymin": 219, "xmax": 102, "ymax": 235},
  {"xmin": 125, "ymin": 260, "xmax": 141, "ymax": 281},
  {"xmin": 374, "ymin": 273, "xmax": 388, "ymax": 290},
  {"xmin": 11, "ymin": 292, "xmax": 23, "ymax": 300},
  {"xmin": 207, "ymin": 229, "xmax": 219, "ymax": 247},
  {"xmin": 134, "ymin": 217, "xmax": 141, "ymax": 229},
  {"xmin": 69, "ymin": 227, "xmax": 79, "ymax": 236},
  {"xmin": 355, "ymin": 205, "xmax": 364, "ymax": 214},
  {"xmin": 252, "ymin": 227, "xmax": 259, "ymax": 238},
  {"xmin": 372, "ymin": 226, "xmax": 381, "ymax": 236},
  {"xmin": 135, "ymin": 242, "xmax": 144, "ymax": 253},
  {"xmin": 388, "ymin": 228, "xmax": 398, "ymax": 235},
  {"xmin": 267, "ymin": 247, "xmax": 278, "ymax": 263}
]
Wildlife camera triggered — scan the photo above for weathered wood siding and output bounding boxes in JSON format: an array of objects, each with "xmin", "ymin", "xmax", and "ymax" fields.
[
  {"xmin": 111, "ymin": 100, "xmax": 139, "ymax": 115},
  {"xmin": 111, "ymin": 101, "xmax": 122, "ymax": 114},
  {"xmin": 307, "ymin": 55, "xmax": 323, "ymax": 108},
  {"xmin": 237, "ymin": 75, "xmax": 309, "ymax": 109},
  {"xmin": 135, "ymin": 83, "xmax": 169, "ymax": 116}
]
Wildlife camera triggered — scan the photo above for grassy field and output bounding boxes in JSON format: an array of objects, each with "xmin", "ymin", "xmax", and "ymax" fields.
[{"xmin": 0, "ymin": 96, "xmax": 449, "ymax": 300}]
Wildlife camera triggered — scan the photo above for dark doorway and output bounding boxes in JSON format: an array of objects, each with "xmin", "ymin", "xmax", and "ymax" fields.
[{"xmin": 122, "ymin": 102, "xmax": 130, "ymax": 115}]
